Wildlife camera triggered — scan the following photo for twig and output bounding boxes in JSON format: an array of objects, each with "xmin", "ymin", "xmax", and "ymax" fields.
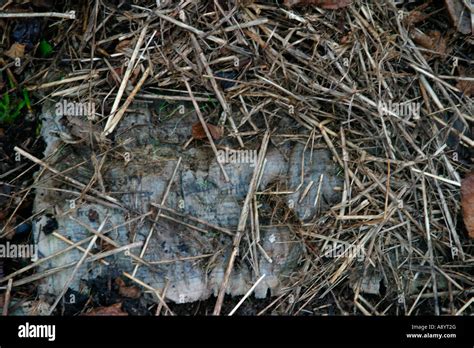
[
  {"xmin": 228, "ymin": 274, "xmax": 266, "ymax": 316},
  {"xmin": 213, "ymin": 131, "xmax": 270, "ymax": 315},
  {"xmin": 184, "ymin": 78, "xmax": 230, "ymax": 182},
  {"xmin": 0, "ymin": 11, "xmax": 76, "ymax": 19},
  {"xmin": 2, "ymin": 279, "xmax": 13, "ymax": 316}
]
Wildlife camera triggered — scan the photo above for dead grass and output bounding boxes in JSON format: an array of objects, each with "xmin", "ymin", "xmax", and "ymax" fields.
[{"xmin": 0, "ymin": 0, "xmax": 472, "ymax": 315}]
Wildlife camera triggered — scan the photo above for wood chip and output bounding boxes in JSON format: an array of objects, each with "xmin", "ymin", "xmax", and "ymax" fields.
[{"xmin": 192, "ymin": 122, "xmax": 224, "ymax": 140}]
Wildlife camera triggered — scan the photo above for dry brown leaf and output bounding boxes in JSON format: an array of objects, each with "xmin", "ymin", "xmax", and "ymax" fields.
[
  {"xmin": 115, "ymin": 40, "xmax": 132, "ymax": 53},
  {"xmin": 99, "ymin": 239, "xmax": 115, "ymax": 252},
  {"xmin": 284, "ymin": 0, "xmax": 352, "ymax": 9},
  {"xmin": 461, "ymin": 171, "xmax": 474, "ymax": 239},
  {"xmin": 107, "ymin": 66, "xmax": 140, "ymax": 87},
  {"xmin": 340, "ymin": 31, "xmax": 354, "ymax": 45},
  {"xmin": 84, "ymin": 302, "xmax": 128, "ymax": 316},
  {"xmin": 411, "ymin": 30, "xmax": 447, "ymax": 55},
  {"xmin": 192, "ymin": 122, "xmax": 224, "ymax": 140},
  {"xmin": 115, "ymin": 278, "xmax": 141, "ymax": 299},
  {"xmin": 5, "ymin": 43, "xmax": 25, "ymax": 59},
  {"xmin": 404, "ymin": 10, "xmax": 430, "ymax": 27},
  {"xmin": 456, "ymin": 78, "xmax": 474, "ymax": 96}
]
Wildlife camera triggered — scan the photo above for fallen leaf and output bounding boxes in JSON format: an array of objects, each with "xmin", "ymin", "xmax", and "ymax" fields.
[
  {"xmin": 340, "ymin": 31, "xmax": 354, "ymax": 45},
  {"xmin": 284, "ymin": 0, "xmax": 352, "ymax": 9},
  {"xmin": 84, "ymin": 302, "xmax": 128, "ymax": 316},
  {"xmin": 192, "ymin": 122, "xmax": 224, "ymax": 140},
  {"xmin": 404, "ymin": 10, "xmax": 430, "ymax": 27},
  {"xmin": 115, "ymin": 39, "xmax": 132, "ymax": 53},
  {"xmin": 115, "ymin": 278, "xmax": 141, "ymax": 299},
  {"xmin": 457, "ymin": 79, "xmax": 474, "ymax": 97},
  {"xmin": 461, "ymin": 171, "xmax": 474, "ymax": 239},
  {"xmin": 456, "ymin": 68, "xmax": 474, "ymax": 96},
  {"xmin": 99, "ymin": 239, "xmax": 115, "ymax": 252},
  {"xmin": 107, "ymin": 66, "xmax": 140, "ymax": 87},
  {"xmin": 411, "ymin": 30, "xmax": 447, "ymax": 56},
  {"xmin": 5, "ymin": 43, "xmax": 25, "ymax": 59}
]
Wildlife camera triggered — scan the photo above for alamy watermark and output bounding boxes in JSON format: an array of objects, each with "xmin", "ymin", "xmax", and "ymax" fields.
[
  {"xmin": 217, "ymin": 148, "xmax": 258, "ymax": 167},
  {"xmin": 322, "ymin": 242, "xmax": 365, "ymax": 261},
  {"xmin": 55, "ymin": 99, "xmax": 96, "ymax": 120},
  {"xmin": 18, "ymin": 322, "xmax": 56, "ymax": 341},
  {"xmin": 0, "ymin": 242, "xmax": 37, "ymax": 259},
  {"xmin": 378, "ymin": 100, "xmax": 421, "ymax": 120}
]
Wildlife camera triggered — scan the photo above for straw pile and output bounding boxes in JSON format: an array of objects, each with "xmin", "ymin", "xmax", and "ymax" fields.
[{"xmin": 1, "ymin": 0, "xmax": 473, "ymax": 315}]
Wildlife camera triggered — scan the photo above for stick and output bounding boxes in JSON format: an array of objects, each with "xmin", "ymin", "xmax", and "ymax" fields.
[
  {"xmin": 132, "ymin": 157, "xmax": 182, "ymax": 277},
  {"xmin": 11, "ymin": 242, "xmax": 142, "ymax": 288},
  {"xmin": 153, "ymin": 11, "xmax": 226, "ymax": 45},
  {"xmin": 104, "ymin": 23, "xmax": 149, "ymax": 134},
  {"xmin": 150, "ymin": 203, "xmax": 234, "ymax": 236},
  {"xmin": 103, "ymin": 65, "xmax": 152, "ymax": 136},
  {"xmin": 2, "ymin": 279, "xmax": 13, "ymax": 316},
  {"xmin": 421, "ymin": 175, "xmax": 440, "ymax": 316},
  {"xmin": 70, "ymin": 217, "xmax": 152, "ymax": 269},
  {"xmin": 0, "ymin": 11, "xmax": 76, "ymax": 19},
  {"xmin": 213, "ymin": 131, "xmax": 270, "ymax": 315},
  {"xmin": 13, "ymin": 147, "xmax": 122, "ymax": 206},
  {"xmin": 228, "ymin": 274, "xmax": 266, "ymax": 316},
  {"xmin": 189, "ymin": 34, "xmax": 244, "ymax": 148},
  {"xmin": 183, "ymin": 79, "xmax": 230, "ymax": 182}
]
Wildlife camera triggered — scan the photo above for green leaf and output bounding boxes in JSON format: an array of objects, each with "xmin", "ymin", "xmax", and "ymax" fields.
[
  {"xmin": 0, "ymin": 88, "xmax": 28, "ymax": 124},
  {"xmin": 22, "ymin": 88, "xmax": 31, "ymax": 109},
  {"xmin": 7, "ymin": 74, "xmax": 15, "ymax": 89},
  {"xmin": 35, "ymin": 122, "xmax": 42, "ymax": 136},
  {"xmin": 0, "ymin": 92, "xmax": 10, "ymax": 123},
  {"xmin": 39, "ymin": 39, "xmax": 54, "ymax": 57}
]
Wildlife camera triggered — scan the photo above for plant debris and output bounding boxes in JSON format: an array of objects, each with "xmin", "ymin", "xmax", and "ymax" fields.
[
  {"xmin": 115, "ymin": 278, "xmax": 141, "ymax": 300},
  {"xmin": 191, "ymin": 122, "xmax": 224, "ymax": 140},
  {"xmin": 0, "ymin": 0, "xmax": 472, "ymax": 317},
  {"xmin": 5, "ymin": 42, "xmax": 26, "ymax": 59},
  {"xmin": 284, "ymin": 0, "xmax": 352, "ymax": 9},
  {"xmin": 84, "ymin": 302, "xmax": 128, "ymax": 316},
  {"xmin": 461, "ymin": 172, "xmax": 474, "ymax": 239},
  {"xmin": 410, "ymin": 30, "xmax": 448, "ymax": 56}
]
